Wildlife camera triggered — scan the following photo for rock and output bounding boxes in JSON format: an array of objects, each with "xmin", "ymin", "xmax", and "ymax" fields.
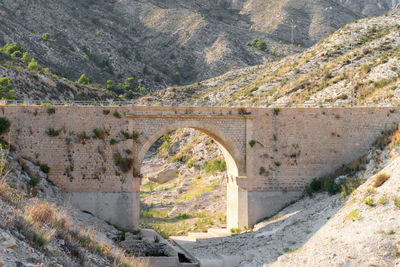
[
  {"xmin": 0, "ymin": 231, "xmax": 17, "ymax": 251},
  {"xmin": 148, "ymin": 166, "xmax": 179, "ymax": 184},
  {"xmin": 168, "ymin": 141, "xmax": 181, "ymax": 156}
]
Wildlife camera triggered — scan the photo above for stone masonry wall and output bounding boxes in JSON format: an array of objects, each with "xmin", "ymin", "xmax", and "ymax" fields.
[
  {"xmin": 246, "ymin": 107, "xmax": 400, "ymax": 192},
  {"xmin": 0, "ymin": 105, "xmax": 399, "ymax": 195}
]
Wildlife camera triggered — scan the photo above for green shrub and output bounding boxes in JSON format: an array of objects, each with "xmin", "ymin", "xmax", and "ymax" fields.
[
  {"xmin": 3, "ymin": 43, "xmax": 24, "ymax": 55},
  {"xmin": 45, "ymin": 128, "xmax": 61, "ymax": 137},
  {"xmin": 373, "ymin": 78, "xmax": 393, "ymax": 89},
  {"xmin": 110, "ymin": 139, "xmax": 118, "ymax": 145},
  {"xmin": 113, "ymin": 111, "xmax": 122, "ymax": 118},
  {"xmin": 77, "ymin": 74, "xmax": 90, "ymax": 85},
  {"xmin": 93, "ymin": 128, "xmax": 105, "ymax": 139},
  {"xmin": 47, "ymin": 107, "xmax": 55, "ymax": 115},
  {"xmin": 42, "ymin": 33, "xmax": 50, "ymax": 40},
  {"xmin": 29, "ymin": 175, "xmax": 40, "ymax": 187},
  {"xmin": 202, "ymin": 159, "xmax": 226, "ymax": 174},
  {"xmin": 33, "ymin": 231, "xmax": 47, "ymax": 247},
  {"xmin": 394, "ymin": 198, "xmax": 400, "ymax": 208},
  {"xmin": 249, "ymin": 140, "xmax": 257, "ymax": 147},
  {"xmin": 273, "ymin": 107, "xmax": 280, "ymax": 115},
  {"xmin": 325, "ymin": 180, "xmax": 340, "ymax": 194},
  {"xmin": 255, "ymin": 40, "xmax": 267, "ymax": 51},
  {"xmin": 306, "ymin": 178, "xmax": 322, "ymax": 196},
  {"xmin": 40, "ymin": 164, "xmax": 50, "ymax": 173},
  {"xmin": 28, "ymin": 59, "xmax": 40, "ymax": 71},
  {"xmin": 81, "ymin": 45, "xmax": 89, "ymax": 55},
  {"xmin": 0, "ymin": 117, "xmax": 10, "ymax": 135},
  {"xmin": 230, "ymin": 228, "xmax": 241, "ymax": 234},
  {"xmin": 0, "ymin": 78, "xmax": 15, "ymax": 99},
  {"xmin": 378, "ymin": 196, "xmax": 387, "ymax": 205},
  {"xmin": 11, "ymin": 50, "xmax": 22, "ymax": 58},
  {"xmin": 364, "ymin": 197, "xmax": 375, "ymax": 206},
  {"xmin": 106, "ymin": 80, "xmax": 114, "ymax": 90}
]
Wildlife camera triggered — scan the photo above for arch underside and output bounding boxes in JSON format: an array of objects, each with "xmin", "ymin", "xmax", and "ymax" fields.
[{"xmin": 134, "ymin": 120, "xmax": 245, "ymax": 179}]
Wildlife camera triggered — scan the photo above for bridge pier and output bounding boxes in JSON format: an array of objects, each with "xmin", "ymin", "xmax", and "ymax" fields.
[
  {"xmin": 227, "ymin": 177, "xmax": 304, "ymax": 229},
  {"xmin": 65, "ymin": 191, "xmax": 140, "ymax": 229}
]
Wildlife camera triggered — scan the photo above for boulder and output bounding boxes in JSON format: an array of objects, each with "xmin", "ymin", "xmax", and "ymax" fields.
[
  {"xmin": 148, "ymin": 166, "xmax": 179, "ymax": 184},
  {"xmin": 168, "ymin": 141, "xmax": 181, "ymax": 156}
]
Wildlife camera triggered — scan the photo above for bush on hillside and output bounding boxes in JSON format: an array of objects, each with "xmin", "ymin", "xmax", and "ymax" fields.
[
  {"xmin": 77, "ymin": 74, "xmax": 90, "ymax": 85},
  {"xmin": 3, "ymin": 43, "xmax": 25, "ymax": 55},
  {"xmin": 0, "ymin": 78, "xmax": 16, "ymax": 99},
  {"xmin": 0, "ymin": 117, "xmax": 11, "ymax": 135},
  {"xmin": 28, "ymin": 59, "xmax": 40, "ymax": 71}
]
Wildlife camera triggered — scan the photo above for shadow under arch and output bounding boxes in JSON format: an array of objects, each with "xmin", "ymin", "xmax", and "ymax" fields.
[{"xmin": 135, "ymin": 121, "xmax": 244, "ymax": 180}]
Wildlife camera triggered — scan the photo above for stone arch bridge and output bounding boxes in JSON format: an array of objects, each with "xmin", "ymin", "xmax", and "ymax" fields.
[{"xmin": 2, "ymin": 106, "xmax": 399, "ymax": 229}]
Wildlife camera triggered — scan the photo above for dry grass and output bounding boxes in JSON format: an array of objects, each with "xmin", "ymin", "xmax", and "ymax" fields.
[
  {"xmin": 24, "ymin": 201, "xmax": 56, "ymax": 225},
  {"xmin": 373, "ymin": 173, "xmax": 390, "ymax": 187}
]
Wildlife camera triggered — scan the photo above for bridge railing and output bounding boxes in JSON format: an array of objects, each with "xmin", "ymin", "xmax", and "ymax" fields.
[{"xmin": 0, "ymin": 99, "xmax": 398, "ymax": 108}]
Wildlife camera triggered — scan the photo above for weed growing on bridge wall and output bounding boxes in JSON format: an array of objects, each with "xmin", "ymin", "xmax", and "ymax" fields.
[
  {"xmin": 113, "ymin": 111, "xmax": 122, "ymax": 118},
  {"xmin": 113, "ymin": 152, "xmax": 133, "ymax": 173},
  {"xmin": 249, "ymin": 140, "xmax": 257, "ymax": 147},
  {"xmin": 45, "ymin": 128, "xmax": 62, "ymax": 137},
  {"xmin": 47, "ymin": 107, "xmax": 55, "ymax": 115},
  {"xmin": 93, "ymin": 128, "xmax": 106, "ymax": 139},
  {"xmin": 120, "ymin": 130, "xmax": 140, "ymax": 140},
  {"xmin": 273, "ymin": 107, "xmax": 280, "ymax": 115}
]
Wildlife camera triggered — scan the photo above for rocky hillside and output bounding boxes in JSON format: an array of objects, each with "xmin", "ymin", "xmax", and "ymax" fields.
[
  {"xmin": 138, "ymin": 11, "xmax": 400, "ymax": 106},
  {"xmin": 0, "ymin": 48, "xmax": 116, "ymax": 102},
  {"xmin": 0, "ymin": 0, "xmax": 398, "ymax": 97}
]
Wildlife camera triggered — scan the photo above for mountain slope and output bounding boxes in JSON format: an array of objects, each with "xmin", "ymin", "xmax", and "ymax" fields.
[
  {"xmin": 0, "ymin": 0, "xmax": 398, "ymax": 97},
  {"xmin": 138, "ymin": 11, "xmax": 400, "ymax": 106}
]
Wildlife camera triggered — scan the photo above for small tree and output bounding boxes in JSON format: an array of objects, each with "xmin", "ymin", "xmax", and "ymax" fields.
[
  {"xmin": 124, "ymin": 77, "xmax": 138, "ymax": 90},
  {"xmin": 0, "ymin": 77, "xmax": 16, "ymax": 99},
  {"xmin": 255, "ymin": 40, "xmax": 267, "ymax": 51},
  {"xmin": 106, "ymin": 80, "xmax": 115, "ymax": 90},
  {"xmin": 77, "ymin": 74, "xmax": 90, "ymax": 85},
  {"xmin": 28, "ymin": 58, "xmax": 40, "ymax": 71}
]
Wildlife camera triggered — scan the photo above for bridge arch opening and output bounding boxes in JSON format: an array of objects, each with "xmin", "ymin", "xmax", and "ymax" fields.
[{"xmin": 137, "ymin": 125, "xmax": 241, "ymax": 237}]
